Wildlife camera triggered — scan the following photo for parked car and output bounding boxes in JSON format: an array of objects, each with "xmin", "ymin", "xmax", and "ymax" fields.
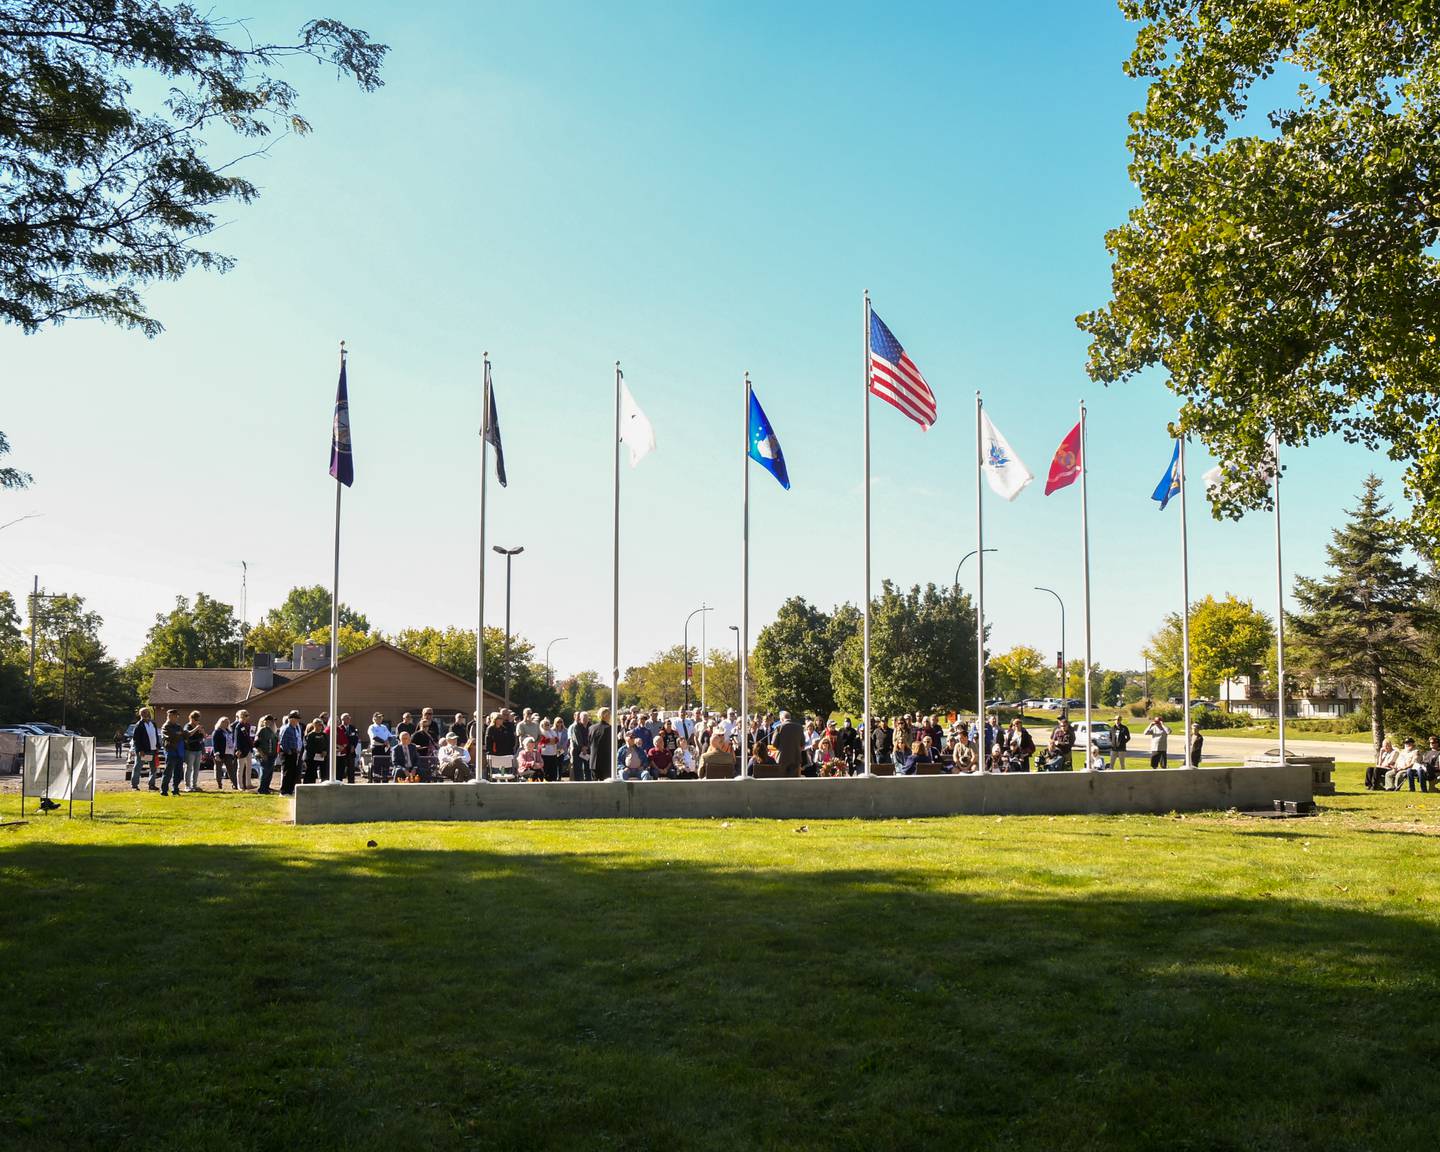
[{"xmin": 1071, "ymin": 721, "xmax": 1113, "ymax": 752}]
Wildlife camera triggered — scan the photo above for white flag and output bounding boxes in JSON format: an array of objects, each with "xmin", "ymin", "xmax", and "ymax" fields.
[
  {"xmin": 979, "ymin": 409, "xmax": 1032, "ymax": 501},
  {"xmin": 619, "ymin": 378, "xmax": 655, "ymax": 467}
]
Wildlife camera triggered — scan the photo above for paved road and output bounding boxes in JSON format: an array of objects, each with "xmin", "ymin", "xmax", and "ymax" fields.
[{"xmin": 1192, "ymin": 735, "xmax": 1370, "ymax": 764}]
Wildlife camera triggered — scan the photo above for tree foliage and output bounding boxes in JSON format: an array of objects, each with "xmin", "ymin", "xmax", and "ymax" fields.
[
  {"xmin": 752, "ymin": 596, "xmax": 857, "ymax": 718},
  {"xmin": 0, "ymin": 3, "xmax": 386, "ymax": 335},
  {"xmin": 22, "ymin": 589, "xmax": 133, "ymax": 732},
  {"xmin": 0, "ymin": 430, "xmax": 30, "ymax": 489},
  {"xmin": 1191, "ymin": 595, "xmax": 1274, "ymax": 708},
  {"xmin": 389, "ymin": 625, "xmax": 558, "ymax": 715},
  {"xmin": 246, "ymin": 585, "xmax": 369, "ymax": 658},
  {"xmin": 133, "ymin": 592, "xmax": 242, "ymax": 675},
  {"xmin": 1082, "ymin": 2, "xmax": 1440, "ymax": 544},
  {"xmin": 1289, "ymin": 475, "xmax": 1436, "ymax": 755},
  {"xmin": 991, "ymin": 644, "xmax": 1047, "ymax": 702},
  {"xmin": 831, "ymin": 581, "xmax": 980, "ymax": 717}
]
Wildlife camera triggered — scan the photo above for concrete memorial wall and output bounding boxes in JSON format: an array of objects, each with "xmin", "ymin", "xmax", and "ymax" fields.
[{"xmin": 293, "ymin": 763, "xmax": 1313, "ymax": 825}]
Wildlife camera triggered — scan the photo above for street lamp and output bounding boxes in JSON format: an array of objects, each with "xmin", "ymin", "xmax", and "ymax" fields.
[
  {"xmin": 492, "ymin": 545, "xmax": 524, "ymax": 703},
  {"xmin": 544, "ymin": 637, "xmax": 568, "ymax": 688},
  {"xmin": 953, "ymin": 547, "xmax": 997, "ymax": 590},
  {"xmin": 1034, "ymin": 586, "xmax": 1066, "ymax": 717},
  {"xmin": 683, "ymin": 605, "xmax": 712, "ymax": 713}
]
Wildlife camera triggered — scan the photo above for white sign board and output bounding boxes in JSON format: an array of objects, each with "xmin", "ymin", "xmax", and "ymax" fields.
[{"xmin": 24, "ymin": 735, "xmax": 95, "ymax": 801}]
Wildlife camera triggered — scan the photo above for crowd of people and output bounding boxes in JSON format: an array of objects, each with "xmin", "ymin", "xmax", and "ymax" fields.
[
  {"xmin": 1365, "ymin": 736, "xmax": 1439, "ymax": 792},
  {"xmin": 129, "ymin": 701, "xmax": 1428, "ymax": 790}
]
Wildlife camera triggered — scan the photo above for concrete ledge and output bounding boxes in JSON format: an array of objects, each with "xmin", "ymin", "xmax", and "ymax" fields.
[{"xmin": 292, "ymin": 763, "xmax": 1313, "ymax": 825}]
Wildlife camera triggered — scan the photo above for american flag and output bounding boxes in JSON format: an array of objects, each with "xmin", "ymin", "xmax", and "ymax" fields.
[{"xmin": 868, "ymin": 307, "xmax": 937, "ymax": 428}]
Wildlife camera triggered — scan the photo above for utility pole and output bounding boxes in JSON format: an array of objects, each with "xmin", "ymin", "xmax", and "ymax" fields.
[
  {"xmin": 60, "ymin": 633, "xmax": 70, "ymax": 729},
  {"xmin": 28, "ymin": 576, "xmax": 63, "ymax": 717}
]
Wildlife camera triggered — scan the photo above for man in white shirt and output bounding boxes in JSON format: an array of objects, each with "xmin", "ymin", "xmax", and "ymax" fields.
[{"xmin": 1144, "ymin": 717, "xmax": 1170, "ymax": 769}]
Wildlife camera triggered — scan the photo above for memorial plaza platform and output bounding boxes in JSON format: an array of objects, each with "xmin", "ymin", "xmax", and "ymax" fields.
[{"xmin": 292, "ymin": 762, "xmax": 1314, "ymax": 824}]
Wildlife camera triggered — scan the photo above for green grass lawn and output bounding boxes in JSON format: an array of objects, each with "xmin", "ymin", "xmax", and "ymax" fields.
[{"xmin": 2, "ymin": 765, "xmax": 1437, "ymax": 1151}]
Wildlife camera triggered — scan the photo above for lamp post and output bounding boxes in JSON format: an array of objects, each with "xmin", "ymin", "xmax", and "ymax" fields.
[
  {"xmin": 1034, "ymin": 586, "xmax": 1066, "ymax": 717},
  {"xmin": 544, "ymin": 637, "xmax": 568, "ymax": 689},
  {"xmin": 683, "ymin": 605, "xmax": 712, "ymax": 713},
  {"xmin": 955, "ymin": 548, "xmax": 997, "ymax": 713},
  {"xmin": 492, "ymin": 545, "xmax": 524, "ymax": 704}
]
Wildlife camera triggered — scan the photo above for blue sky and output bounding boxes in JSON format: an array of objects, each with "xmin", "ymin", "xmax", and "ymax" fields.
[{"xmin": 0, "ymin": 1, "xmax": 1409, "ymax": 679}]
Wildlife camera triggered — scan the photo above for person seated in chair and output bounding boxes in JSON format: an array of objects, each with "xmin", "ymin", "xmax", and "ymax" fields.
[
  {"xmin": 671, "ymin": 739, "xmax": 697, "ymax": 779},
  {"xmin": 619, "ymin": 736, "xmax": 653, "ymax": 780},
  {"xmin": 517, "ymin": 737, "xmax": 545, "ymax": 782},
  {"xmin": 748, "ymin": 739, "xmax": 777, "ymax": 774},
  {"xmin": 699, "ymin": 733, "xmax": 737, "ymax": 779},
  {"xmin": 388, "ymin": 731, "xmax": 425, "ymax": 781},
  {"xmin": 896, "ymin": 740, "xmax": 932, "ymax": 776},
  {"xmin": 437, "ymin": 734, "xmax": 471, "ymax": 781}
]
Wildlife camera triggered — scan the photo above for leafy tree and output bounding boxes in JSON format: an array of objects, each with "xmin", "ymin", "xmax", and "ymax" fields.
[
  {"xmin": 991, "ymin": 645, "xmax": 1047, "ymax": 702},
  {"xmin": 247, "ymin": 585, "xmax": 369, "ymax": 657},
  {"xmin": 389, "ymin": 625, "xmax": 557, "ymax": 714},
  {"xmin": 1063, "ymin": 660, "xmax": 1104, "ymax": 703},
  {"xmin": 1289, "ymin": 476, "xmax": 1436, "ymax": 756},
  {"xmin": 752, "ymin": 596, "xmax": 855, "ymax": 718},
  {"xmin": 0, "ymin": 5, "xmax": 386, "ymax": 480},
  {"xmin": 1191, "ymin": 595, "xmax": 1274, "ymax": 710},
  {"xmin": 0, "ymin": 590, "xmax": 27, "ymax": 719},
  {"xmin": 302, "ymin": 624, "xmax": 376, "ymax": 660},
  {"xmin": 25, "ymin": 590, "xmax": 133, "ymax": 733},
  {"xmin": 1144, "ymin": 613, "xmax": 1207, "ymax": 700},
  {"xmin": 0, "ymin": 430, "xmax": 29, "ymax": 489},
  {"xmin": 1081, "ymin": 3, "xmax": 1440, "ymax": 545},
  {"xmin": 0, "ymin": 5, "xmax": 386, "ymax": 334},
  {"xmin": 131, "ymin": 594, "xmax": 243, "ymax": 694},
  {"xmin": 831, "ymin": 581, "xmax": 980, "ymax": 717},
  {"xmin": 1098, "ymin": 670, "xmax": 1128, "ymax": 709},
  {"xmin": 557, "ymin": 670, "xmax": 606, "ymax": 715}
]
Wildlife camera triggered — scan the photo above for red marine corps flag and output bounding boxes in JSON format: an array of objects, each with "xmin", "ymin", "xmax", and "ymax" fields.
[{"xmin": 1044, "ymin": 421, "xmax": 1082, "ymax": 495}]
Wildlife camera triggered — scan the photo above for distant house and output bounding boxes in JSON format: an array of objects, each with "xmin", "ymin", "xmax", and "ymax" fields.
[
  {"xmin": 1218, "ymin": 673, "xmax": 1360, "ymax": 720},
  {"xmin": 148, "ymin": 641, "xmax": 508, "ymax": 731}
]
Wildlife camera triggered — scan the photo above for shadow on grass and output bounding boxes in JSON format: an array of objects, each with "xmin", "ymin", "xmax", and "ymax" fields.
[{"xmin": 0, "ymin": 841, "xmax": 1436, "ymax": 1152}]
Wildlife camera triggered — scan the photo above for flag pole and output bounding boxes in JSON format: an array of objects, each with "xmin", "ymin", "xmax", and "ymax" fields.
[
  {"xmin": 475, "ymin": 354, "xmax": 490, "ymax": 781},
  {"xmin": 1179, "ymin": 429, "xmax": 1193, "ymax": 765},
  {"xmin": 1273, "ymin": 435, "xmax": 1286, "ymax": 763},
  {"xmin": 975, "ymin": 391, "xmax": 985, "ymax": 771},
  {"xmin": 1080, "ymin": 400, "xmax": 1092, "ymax": 768},
  {"xmin": 862, "ymin": 290, "xmax": 873, "ymax": 777},
  {"xmin": 741, "ymin": 371, "xmax": 751, "ymax": 778},
  {"xmin": 327, "ymin": 340, "xmax": 344, "ymax": 786},
  {"xmin": 611, "ymin": 361, "xmax": 622, "ymax": 773}
]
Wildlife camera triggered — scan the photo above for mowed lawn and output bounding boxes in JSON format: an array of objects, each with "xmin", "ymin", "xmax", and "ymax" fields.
[{"xmin": 1, "ymin": 767, "xmax": 1437, "ymax": 1151}]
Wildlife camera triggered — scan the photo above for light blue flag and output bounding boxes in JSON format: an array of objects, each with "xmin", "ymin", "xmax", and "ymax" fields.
[
  {"xmin": 747, "ymin": 388, "xmax": 790, "ymax": 489},
  {"xmin": 1151, "ymin": 441, "xmax": 1180, "ymax": 510}
]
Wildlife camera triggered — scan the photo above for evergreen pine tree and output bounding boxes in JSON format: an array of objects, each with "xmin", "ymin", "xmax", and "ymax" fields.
[{"xmin": 1289, "ymin": 476, "xmax": 1436, "ymax": 758}]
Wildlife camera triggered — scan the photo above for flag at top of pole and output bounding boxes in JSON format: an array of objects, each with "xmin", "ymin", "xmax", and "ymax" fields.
[
  {"xmin": 747, "ymin": 387, "xmax": 790, "ymax": 489},
  {"xmin": 618, "ymin": 375, "xmax": 656, "ymax": 466},
  {"xmin": 868, "ymin": 307, "xmax": 937, "ymax": 429},
  {"xmin": 484, "ymin": 361, "xmax": 507, "ymax": 488},
  {"xmin": 1044, "ymin": 421, "xmax": 1082, "ymax": 495},
  {"xmin": 979, "ymin": 409, "xmax": 1032, "ymax": 500},
  {"xmin": 329, "ymin": 349, "xmax": 353, "ymax": 487},
  {"xmin": 1152, "ymin": 441, "xmax": 1181, "ymax": 510}
]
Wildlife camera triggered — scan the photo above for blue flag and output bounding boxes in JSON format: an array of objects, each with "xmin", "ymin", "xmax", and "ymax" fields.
[
  {"xmin": 1151, "ymin": 440, "xmax": 1180, "ymax": 510},
  {"xmin": 484, "ymin": 362, "xmax": 507, "ymax": 488},
  {"xmin": 747, "ymin": 387, "xmax": 789, "ymax": 489},
  {"xmin": 329, "ymin": 355, "xmax": 353, "ymax": 487}
]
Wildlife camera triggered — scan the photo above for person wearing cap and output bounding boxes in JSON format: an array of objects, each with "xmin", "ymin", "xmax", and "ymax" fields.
[
  {"xmin": 1389, "ymin": 737, "xmax": 1424, "ymax": 791},
  {"xmin": 437, "ymin": 733, "xmax": 471, "ymax": 781},
  {"xmin": 278, "ymin": 711, "xmax": 305, "ymax": 795}
]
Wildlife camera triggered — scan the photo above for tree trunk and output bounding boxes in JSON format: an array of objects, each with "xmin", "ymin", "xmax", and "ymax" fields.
[{"xmin": 1369, "ymin": 675, "xmax": 1384, "ymax": 765}]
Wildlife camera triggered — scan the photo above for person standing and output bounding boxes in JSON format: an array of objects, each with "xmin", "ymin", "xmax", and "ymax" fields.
[
  {"xmin": 303, "ymin": 719, "xmax": 328, "ymax": 784},
  {"xmin": 589, "ymin": 708, "xmax": 613, "ymax": 781},
  {"xmin": 131, "ymin": 706, "xmax": 160, "ymax": 791},
  {"xmin": 339, "ymin": 713, "xmax": 359, "ymax": 783},
  {"xmin": 233, "ymin": 709, "xmax": 255, "ymax": 790},
  {"xmin": 568, "ymin": 711, "xmax": 591, "ymax": 781},
  {"xmin": 254, "ymin": 716, "xmax": 279, "ymax": 794},
  {"xmin": 182, "ymin": 710, "xmax": 206, "ymax": 792},
  {"xmin": 450, "ymin": 712, "xmax": 469, "ymax": 742},
  {"xmin": 1145, "ymin": 716, "xmax": 1170, "ymax": 769},
  {"xmin": 1188, "ymin": 723, "xmax": 1204, "ymax": 768},
  {"xmin": 160, "ymin": 708, "xmax": 185, "ymax": 796},
  {"xmin": 1006, "ymin": 718, "xmax": 1035, "ymax": 772},
  {"xmin": 538, "ymin": 718, "xmax": 562, "ymax": 782},
  {"xmin": 212, "ymin": 715, "xmax": 237, "ymax": 789},
  {"xmin": 516, "ymin": 708, "xmax": 541, "ymax": 749},
  {"xmin": 278, "ymin": 711, "xmax": 304, "ymax": 795},
  {"xmin": 772, "ymin": 710, "xmax": 805, "ymax": 778},
  {"xmin": 872, "ymin": 716, "xmax": 894, "ymax": 767},
  {"xmin": 1109, "ymin": 714, "xmax": 1131, "ymax": 771}
]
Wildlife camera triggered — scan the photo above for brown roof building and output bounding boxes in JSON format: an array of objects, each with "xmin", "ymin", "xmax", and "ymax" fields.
[{"xmin": 148, "ymin": 642, "xmax": 507, "ymax": 731}]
